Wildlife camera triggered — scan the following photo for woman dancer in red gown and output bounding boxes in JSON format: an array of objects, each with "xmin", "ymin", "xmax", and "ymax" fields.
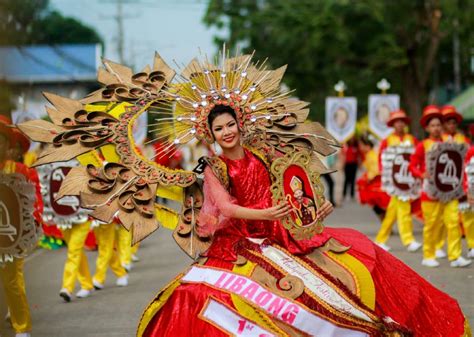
[{"xmin": 139, "ymin": 105, "xmax": 470, "ymax": 337}]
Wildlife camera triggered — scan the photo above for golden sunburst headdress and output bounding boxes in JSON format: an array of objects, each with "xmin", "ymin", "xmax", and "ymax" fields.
[{"xmin": 149, "ymin": 45, "xmax": 339, "ymax": 168}]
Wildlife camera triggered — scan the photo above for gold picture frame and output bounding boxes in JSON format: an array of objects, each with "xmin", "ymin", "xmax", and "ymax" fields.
[{"xmin": 270, "ymin": 151, "xmax": 325, "ymax": 240}]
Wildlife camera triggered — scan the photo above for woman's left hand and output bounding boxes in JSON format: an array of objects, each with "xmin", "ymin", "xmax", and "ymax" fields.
[{"xmin": 316, "ymin": 200, "xmax": 334, "ymax": 221}]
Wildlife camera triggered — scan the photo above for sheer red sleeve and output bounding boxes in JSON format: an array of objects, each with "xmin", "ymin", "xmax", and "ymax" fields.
[{"xmin": 197, "ymin": 166, "xmax": 239, "ymax": 236}]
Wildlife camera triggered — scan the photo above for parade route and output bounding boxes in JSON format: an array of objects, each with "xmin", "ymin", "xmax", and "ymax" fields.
[{"xmin": 1, "ymin": 200, "xmax": 472, "ymax": 337}]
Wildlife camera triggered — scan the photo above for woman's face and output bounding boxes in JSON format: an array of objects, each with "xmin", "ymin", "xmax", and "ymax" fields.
[{"xmin": 210, "ymin": 113, "xmax": 240, "ymax": 150}]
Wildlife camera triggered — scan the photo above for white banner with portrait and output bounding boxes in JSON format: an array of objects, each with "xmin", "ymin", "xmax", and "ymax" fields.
[
  {"xmin": 325, "ymin": 97, "xmax": 357, "ymax": 142},
  {"xmin": 368, "ymin": 94, "xmax": 400, "ymax": 139}
]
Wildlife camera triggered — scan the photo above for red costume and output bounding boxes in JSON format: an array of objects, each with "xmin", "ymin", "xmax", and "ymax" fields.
[{"xmin": 141, "ymin": 149, "xmax": 468, "ymax": 337}]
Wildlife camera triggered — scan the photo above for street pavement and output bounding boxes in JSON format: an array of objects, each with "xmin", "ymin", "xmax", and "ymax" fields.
[{"xmin": 1, "ymin": 200, "xmax": 473, "ymax": 337}]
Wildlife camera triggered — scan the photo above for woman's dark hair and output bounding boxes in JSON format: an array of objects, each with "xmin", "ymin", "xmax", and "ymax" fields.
[
  {"xmin": 207, "ymin": 105, "xmax": 237, "ymax": 128},
  {"xmin": 359, "ymin": 134, "xmax": 374, "ymax": 148}
]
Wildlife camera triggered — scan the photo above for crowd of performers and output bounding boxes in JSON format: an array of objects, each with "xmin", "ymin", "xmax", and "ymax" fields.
[
  {"xmin": 1, "ymin": 104, "xmax": 473, "ymax": 337},
  {"xmin": 355, "ymin": 105, "xmax": 473, "ymax": 268}
]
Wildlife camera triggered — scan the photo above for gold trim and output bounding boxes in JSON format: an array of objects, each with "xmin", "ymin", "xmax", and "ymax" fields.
[
  {"xmin": 136, "ymin": 272, "xmax": 184, "ymax": 337},
  {"xmin": 245, "ymin": 245, "xmax": 381, "ymax": 330},
  {"xmin": 463, "ymin": 316, "xmax": 472, "ymax": 337},
  {"xmin": 270, "ymin": 151, "xmax": 325, "ymax": 240},
  {"xmin": 326, "ymin": 251, "xmax": 376, "ymax": 310}
]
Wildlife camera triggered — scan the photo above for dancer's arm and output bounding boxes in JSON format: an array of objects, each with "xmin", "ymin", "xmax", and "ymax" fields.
[{"xmin": 203, "ymin": 167, "xmax": 290, "ymax": 221}]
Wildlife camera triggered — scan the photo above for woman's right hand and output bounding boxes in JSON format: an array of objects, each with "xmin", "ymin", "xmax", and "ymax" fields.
[{"xmin": 262, "ymin": 204, "xmax": 291, "ymax": 221}]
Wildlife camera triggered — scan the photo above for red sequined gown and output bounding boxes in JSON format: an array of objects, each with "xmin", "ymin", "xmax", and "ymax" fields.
[{"xmin": 142, "ymin": 149, "xmax": 468, "ymax": 337}]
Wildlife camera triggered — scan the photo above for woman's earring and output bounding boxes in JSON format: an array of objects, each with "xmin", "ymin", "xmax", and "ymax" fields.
[{"xmin": 213, "ymin": 142, "xmax": 217, "ymax": 153}]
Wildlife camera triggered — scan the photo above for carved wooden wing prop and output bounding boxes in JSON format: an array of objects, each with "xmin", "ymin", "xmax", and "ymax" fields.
[
  {"xmin": 18, "ymin": 48, "xmax": 340, "ymax": 247},
  {"xmin": 18, "ymin": 54, "xmax": 196, "ymax": 244}
]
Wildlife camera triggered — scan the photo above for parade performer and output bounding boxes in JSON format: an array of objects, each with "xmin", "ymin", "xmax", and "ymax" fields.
[
  {"xmin": 356, "ymin": 135, "xmax": 390, "ymax": 223},
  {"xmin": 463, "ymin": 146, "xmax": 474, "ymax": 258},
  {"xmin": 374, "ymin": 110, "xmax": 421, "ymax": 252},
  {"xmin": 409, "ymin": 106, "xmax": 471, "ymax": 268},
  {"xmin": 34, "ymin": 135, "xmax": 100, "ymax": 302},
  {"xmin": 442, "ymin": 105, "xmax": 471, "ymax": 145},
  {"xmin": 435, "ymin": 105, "xmax": 472, "ymax": 258},
  {"xmin": 17, "ymin": 49, "xmax": 471, "ymax": 337},
  {"xmin": 116, "ymin": 219, "xmax": 133, "ymax": 271},
  {"xmin": 92, "ymin": 218, "xmax": 129, "ymax": 289},
  {"xmin": 0, "ymin": 118, "xmax": 42, "ymax": 337},
  {"xmin": 59, "ymin": 219, "xmax": 94, "ymax": 301}
]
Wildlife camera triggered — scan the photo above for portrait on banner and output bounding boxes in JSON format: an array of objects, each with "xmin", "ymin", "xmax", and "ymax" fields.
[
  {"xmin": 368, "ymin": 94, "xmax": 400, "ymax": 139},
  {"xmin": 325, "ymin": 97, "xmax": 357, "ymax": 142}
]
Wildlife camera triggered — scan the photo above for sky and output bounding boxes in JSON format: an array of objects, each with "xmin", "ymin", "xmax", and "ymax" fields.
[{"xmin": 50, "ymin": 0, "xmax": 224, "ymax": 71}]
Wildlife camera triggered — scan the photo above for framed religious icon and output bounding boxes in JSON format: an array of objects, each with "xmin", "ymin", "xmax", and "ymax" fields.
[
  {"xmin": 325, "ymin": 97, "xmax": 357, "ymax": 142},
  {"xmin": 425, "ymin": 142, "xmax": 467, "ymax": 202},
  {"xmin": 271, "ymin": 151, "xmax": 325, "ymax": 240},
  {"xmin": 368, "ymin": 94, "xmax": 399, "ymax": 139},
  {"xmin": 381, "ymin": 146, "xmax": 421, "ymax": 201},
  {"xmin": 0, "ymin": 173, "xmax": 38, "ymax": 263},
  {"xmin": 37, "ymin": 160, "xmax": 90, "ymax": 228}
]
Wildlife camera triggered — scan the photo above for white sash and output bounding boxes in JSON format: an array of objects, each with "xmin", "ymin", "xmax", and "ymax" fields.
[
  {"xmin": 182, "ymin": 266, "xmax": 368, "ymax": 337},
  {"xmin": 261, "ymin": 245, "xmax": 372, "ymax": 322},
  {"xmin": 201, "ymin": 298, "xmax": 276, "ymax": 337}
]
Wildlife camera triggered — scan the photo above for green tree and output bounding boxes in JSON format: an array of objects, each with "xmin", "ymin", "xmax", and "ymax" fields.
[
  {"xmin": 0, "ymin": 0, "xmax": 102, "ymax": 46},
  {"xmin": 0, "ymin": 0, "xmax": 103, "ymax": 116},
  {"xmin": 204, "ymin": 0, "xmax": 473, "ymax": 136}
]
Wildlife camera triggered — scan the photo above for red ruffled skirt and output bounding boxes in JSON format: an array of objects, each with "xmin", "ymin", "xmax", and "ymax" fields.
[
  {"xmin": 140, "ymin": 227, "xmax": 469, "ymax": 337},
  {"xmin": 357, "ymin": 175, "xmax": 390, "ymax": 210}
]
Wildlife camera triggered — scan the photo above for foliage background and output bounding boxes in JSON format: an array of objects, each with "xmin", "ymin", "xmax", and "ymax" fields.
[{"xmin": 204, "ymin": 0, "xmax": 474, "ymax": 136}]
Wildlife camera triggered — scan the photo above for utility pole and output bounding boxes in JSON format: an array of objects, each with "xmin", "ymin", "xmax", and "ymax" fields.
[
  {"xmin": 100, "ymin": 0, "xmax": 139, "ymax": 66},
  {"xmin": 116, "ymin": 0, "xmax": 125, "ymax": 64}
]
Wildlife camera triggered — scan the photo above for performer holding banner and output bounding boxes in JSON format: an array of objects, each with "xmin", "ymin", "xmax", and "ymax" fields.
[
  {"xmin": 375, "ymin": 110, "xmax": 421, "ymax": 252},
  {"xmin": 463, "ymin": 146, "xmax": 474, "ymax": 258},
  {"xmin": 16, "ymin": 49, "xmax": 471, "ymax": 336},
  {"xmin": 435, "ymin": 105, "xmax": 472, "ymax": 257},
  {"xmin": 442, "ymin": 105, "xmax": 471, "ymax": 145},
  {"xmin": 37, "ymin": 155, "xmax": 96, "ymax": 302},
  {"xmin": 0, "ymin": 118, "xmax": 42, "ymax": 337},
  {"xmin": 409, "ymin": 106, "xmax": 471, "ymax": 268}
]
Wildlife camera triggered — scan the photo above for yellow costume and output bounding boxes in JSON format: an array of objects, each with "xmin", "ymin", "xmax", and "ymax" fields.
[
  {"xmin": 93, "ymin": 221, "xmax": 127, "ymax": 286},
  {"xmin": 0, "ymin": 159, "xmax": 33, "ymax": 334},
  {"xmin": 0, "ymin": 258, "xmax": 31, "ymax": 333},
  {"xmin": 435, "ymin": 133, "xmax": 470, "ymax": 253},
  {"xmin": 463, "ymin": 211, "xmax": 474, "ymax": 250},
  {"xmin": 116, "ymin": 224, "xmax": 133, "ymax": 270},
  {"xmin": 416, "ymin": 138, "xmax": 463, "ymax": 261},
  {"xmin": 362, "ymin": 149, "xmax": 379, "ymax": 180},
  {"xmin": 375, "ymin": 133, "xmax": 417, "ymax": 247},
  {"xmin": 60, "ymin": 221, "xmax": 94, "ymax": 293}
]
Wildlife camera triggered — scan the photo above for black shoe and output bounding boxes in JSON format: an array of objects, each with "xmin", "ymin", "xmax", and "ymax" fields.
[{"xmin": 59, "ymin": 289, "xmax": 71, "ymax": 302}]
